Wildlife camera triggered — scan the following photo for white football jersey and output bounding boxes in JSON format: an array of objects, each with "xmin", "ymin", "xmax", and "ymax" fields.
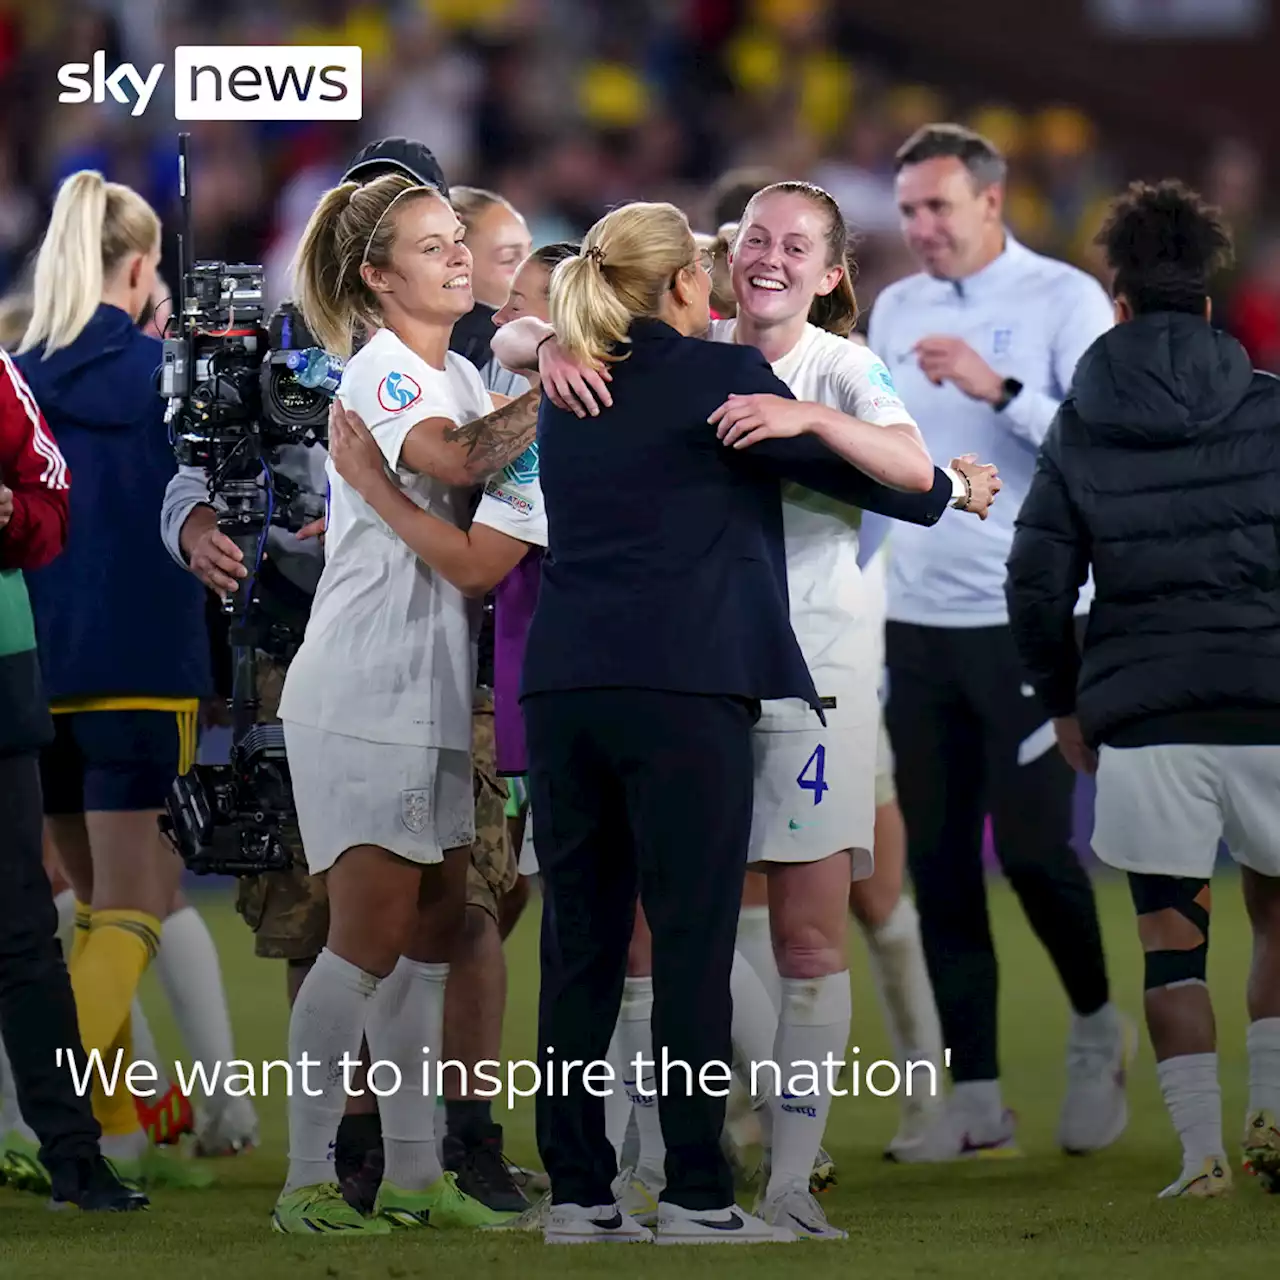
[
  {"xmin": 708, "ymin": 319, "xmax": 917, "ymax": 719},
  {"xmin": 279, "ymin": 327, "xmax": 492, "ymax": 750}
]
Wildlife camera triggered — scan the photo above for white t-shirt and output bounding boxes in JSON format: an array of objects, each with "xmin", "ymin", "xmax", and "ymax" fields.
[
  {"xmin": 278, "ymin": 328, "xmax": 493, "ymax": 750},
  {"xmin": 708, "ymin": 319, "xmax": 917, "ymax": 706},
  {"xmin": 473, "ymin": 441, "xmax": 547, "ymax": 548}
]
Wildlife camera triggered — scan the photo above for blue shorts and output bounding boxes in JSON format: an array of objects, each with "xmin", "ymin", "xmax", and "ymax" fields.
[{"xmin": 40, "ymin": 707, "xmax": 198, "ymax": 815}]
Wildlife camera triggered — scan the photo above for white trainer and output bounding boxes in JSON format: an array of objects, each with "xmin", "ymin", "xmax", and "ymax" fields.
[
  {"xmin": 885, "ymin": 1098, "xmax": 1019, "ymax": 1163},
  {"xmin": 884, "ymin": 1092, "xmax": 943, "ymax": 1161},
  {"xmin": 610, "ymin": 1164, "xmax": 662, "ymax": 1226},
  {"xmin": 1059, "ymin": 1005, "xmax": 1136, "ymax": 1154},
  {"xmin": 194, "ymin": 1097, "xmax": 259, "ymax": 1156},
  {"xmin": 756, "ymin": 1185, "xmax": 848, "ymax": 1240},
  {"xmin": 544, "ymin": 1202, "xmax": 654, "ymax": 1244},
  {"xmin": 655, "ymin": 1201, "xmax": 796, "ymax": 1245}
]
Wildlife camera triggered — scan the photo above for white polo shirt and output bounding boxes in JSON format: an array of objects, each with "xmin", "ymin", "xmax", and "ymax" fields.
[{"xmin": 279, "ymin": 328, "xmax": 492, "ymax": 750}]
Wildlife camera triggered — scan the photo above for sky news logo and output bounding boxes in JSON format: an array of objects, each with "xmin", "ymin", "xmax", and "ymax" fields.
[{"xmin": 57, "ymin": 47, "xmax": 362, "ymax": 120}]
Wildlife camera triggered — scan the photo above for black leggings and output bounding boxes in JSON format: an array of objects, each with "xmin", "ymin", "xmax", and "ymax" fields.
[
  {"xmin": 884, "ymin": 621, "xmax": 1109, "ymax": 1082},
  {"xmin": 0, "ymin": 751, "xmax": 100, "ymax": 1169}
]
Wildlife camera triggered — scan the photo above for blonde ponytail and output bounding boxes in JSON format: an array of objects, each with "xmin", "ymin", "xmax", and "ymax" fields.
[
  {"xmin": 19, "ymin": 171, "xmax": 159, "ymax": 356},
  {"xmin": 292, "ymin": 173, "xmax": 445, "ymax": 359},
  {"xmin": 293, "ymin": 182, "xmax": 361, "ymax": 358},
  {"xmin": 549, "ymin": 202, "xmax": 696, "ymax": 367}
]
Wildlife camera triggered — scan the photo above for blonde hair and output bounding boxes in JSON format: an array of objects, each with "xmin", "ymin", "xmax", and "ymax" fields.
[
  {"xmin": 451, "ymin": 186, "xmax": 520, "ymax": 236},
  {"xmin": 550, "ymin": 202, "xmax": 696, "ymax": 366},
  {"xmin": 19, "ymin": 171, "xmax": 159, "ymax": 356},
  {"xmin": 293, "ymin": 173, "xmax": 447, "ymax": 358},
  {"xmin": 0, "ymin": 292, "xmax": 33, "ymax": 352}
]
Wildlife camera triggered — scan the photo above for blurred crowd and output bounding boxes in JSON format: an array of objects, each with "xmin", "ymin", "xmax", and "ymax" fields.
[{"xmin": 0, "ymin": 0, "xmax": 1278, "ymax": 365}]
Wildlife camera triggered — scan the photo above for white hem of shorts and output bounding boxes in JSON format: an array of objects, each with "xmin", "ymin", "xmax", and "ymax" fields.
[{"xmin": 282, "ymin": 720, "xmax": 474, "ymax": 876}]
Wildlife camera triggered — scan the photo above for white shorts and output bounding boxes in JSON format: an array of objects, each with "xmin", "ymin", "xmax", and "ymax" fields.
[
  {"xmin": 747, "ymin": 687, "xmax": 877, "ymax": 878},
  {"xmin": 1092, "ymin": 742, "xmax": 1280, "ymax": 880},
  {"xmin": 874, "ymin": 714, "xmax": 895, "ymax": 808},
  {"xmin": 283, "ymin": 721, "xmax": 474, "ymax": 875}
]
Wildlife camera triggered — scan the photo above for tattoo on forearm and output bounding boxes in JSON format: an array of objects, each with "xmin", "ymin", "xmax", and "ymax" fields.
[{"xmin": 443, "ymin": 388, "xmax": 540, "ymax": 480}]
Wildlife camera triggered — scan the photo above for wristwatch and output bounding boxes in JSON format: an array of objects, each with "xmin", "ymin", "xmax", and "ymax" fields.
[{"xmin": 993, "ymin": 377, "xmax": 1023, "ymax": 412}]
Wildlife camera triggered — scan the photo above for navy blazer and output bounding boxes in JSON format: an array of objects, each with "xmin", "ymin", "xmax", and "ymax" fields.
[{"xmin": 522, "ymin": 319, "xmax": 952, "ymax": 718}]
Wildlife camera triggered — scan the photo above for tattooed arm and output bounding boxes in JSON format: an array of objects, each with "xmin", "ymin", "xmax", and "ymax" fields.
[
  {"xmin": 438, "ymin": 388, "xmax": 540, "ymax": 481},
  {"xmin": 388, "ymin": 387, "xmax": 540, "ymax": 487}
]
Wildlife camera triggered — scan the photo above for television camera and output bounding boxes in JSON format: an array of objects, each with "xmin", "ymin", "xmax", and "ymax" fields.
[{"xmin": 158, "ymin": 133, "xmax": 339, "ymax": 878}]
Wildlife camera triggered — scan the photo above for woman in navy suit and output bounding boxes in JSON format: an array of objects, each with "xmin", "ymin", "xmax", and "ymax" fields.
[{"xmin": 522, "ymin": 201, "xmax": 987, "ymax": 1245}]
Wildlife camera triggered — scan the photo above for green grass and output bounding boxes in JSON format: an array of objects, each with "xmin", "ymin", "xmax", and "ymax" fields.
[{"xmin": 0, "ymin": 872, "xmax": 1275, "ymax": 1278}]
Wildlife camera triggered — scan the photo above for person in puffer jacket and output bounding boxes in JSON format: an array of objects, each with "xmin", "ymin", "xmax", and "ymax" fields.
[{"xmin": 1006, "ymin": 178, "xmax": 1280, "ymax": 1203}]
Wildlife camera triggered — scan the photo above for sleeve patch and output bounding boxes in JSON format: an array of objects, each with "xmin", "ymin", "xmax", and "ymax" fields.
[
  {"xmin": 502, "ymin": 442, "xmax": 539, "ymax": 485},
  {"xmin": 377, "ymin": 371, "xmax": 423, "ymax": 413},
  {"xmin": 867, "ymin": 361, "xmax": 898, "ymax": 395}
]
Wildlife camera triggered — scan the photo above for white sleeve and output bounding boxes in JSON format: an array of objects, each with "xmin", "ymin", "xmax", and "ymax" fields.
[
  {"xmin": 339, "ymin": 347, "xmax": 465, "ymax": 474},
  {"xmin": 474, "ymin": 443, "xmax": 548, "ymax": 547},
  {"xmin": 828, "ymin": 340, "xmax": 918, "ymax": 429}
]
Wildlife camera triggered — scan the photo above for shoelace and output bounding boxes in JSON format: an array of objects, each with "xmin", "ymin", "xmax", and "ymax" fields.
[
  {"xmin": 1066, "ymin": 1036, "xmax": 1115, "ymax": 1079},
  {"xmin": 466, "ymin": 1142, "xmax": 520, "ymax": 1197}
]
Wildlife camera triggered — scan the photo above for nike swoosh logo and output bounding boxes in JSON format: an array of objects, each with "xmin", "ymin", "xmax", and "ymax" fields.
[
  {"xmin": 690, "ymin": 1211, "xmax": 745, "ymax": 1231},
  {"xmin": 788, "ymin": 1211, "xmax": 825, "ymax": 1234},
  {"xmin": 594, "ymin": 1211, "xmax": 624, "ymax": 1229}
]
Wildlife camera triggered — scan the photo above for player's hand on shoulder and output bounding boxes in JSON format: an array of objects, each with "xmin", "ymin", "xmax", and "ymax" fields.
[
  {"xmin": 328, "ymin": 400, "xmax": 391, "ymax": 501},
  {"xmin": 538, "ymin": 338, "xmax": 612, "ymax": 419}
]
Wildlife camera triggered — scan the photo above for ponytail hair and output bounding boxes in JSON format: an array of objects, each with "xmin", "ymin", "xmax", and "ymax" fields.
[
  {"xmin": 550, "ymin": 202, "xmax": 696, "ymax": 367},
  {"xmin": 293, "ymin": 173, "xmax": 447, "ymax": 358},
  {"xmin": 19, "ymin": 171, "xmax": 159, "ymax": 356},
  {"xmin": 739, "ymin": 181, "xmax": 859, "ymax": 337}
]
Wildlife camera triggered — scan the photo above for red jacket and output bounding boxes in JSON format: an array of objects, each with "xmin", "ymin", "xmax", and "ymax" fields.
[{"xmin": 0, "ymin": 348, "xmax": 69, "ymax": 571}]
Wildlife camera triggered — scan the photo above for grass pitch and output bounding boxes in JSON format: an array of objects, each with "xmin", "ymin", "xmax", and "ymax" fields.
[{"xmin": 0, "ymin": 872, "xmax": 1274, "ymax": 1278}]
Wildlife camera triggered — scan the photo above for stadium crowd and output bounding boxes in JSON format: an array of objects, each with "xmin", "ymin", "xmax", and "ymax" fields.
[{"xmin": 0, "ymin": 0, "xmax": 1278, "ymax": 1247}]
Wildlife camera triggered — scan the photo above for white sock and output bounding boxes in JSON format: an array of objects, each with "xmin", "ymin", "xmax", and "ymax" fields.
[
  {"xmin": 952, "ymin": 1079, "xmax": 1003, "ymax": 1118},
  {"xmin": 155, "ymin": 906, "xmax": 238, "ymax": 1110},
  {"xmin": 53, "ymin": 889, "xmax": 76, "ymax": 957},
  {"xmin": 735, "ymin": 906, "xmax": 780, "ymax": 1012},
  {"xmin": 617, "ymin": 975, "xmax": 665, "ymax": 1187},
  {"xmin": 1156, "ymin": 1053, "xmax": 1223, "ymax": 1170},
  {"xmin": 1072, "ymin": 1001, "xmax": 1120, "ymax": 1038},
  {"xmin": 766, "ymin": 972, "xmax": 851, "ymax": 1198},
  {"xmin": 101, "ymin": 1130, "xmax": 147, "ymax": 1162},
  {"xmin": 283, "ymin": 948, "xmax": 380, "ymax": 1195},
  {"xmin": 1247, "ymin": 1018, "xmax": 1280, "ymax": 1117},
  {"xmin": 730, "ymin": 949, "xmax": 778, "ymax": 1103},
  {"xmin": 364, "ymin": 957, "xmax": 447, "ymax": 1192},
  {"xmin": 862, "ymin": 897, "xmax": 943, "ymax": 1079},
  {"xmin": 604, "ymin": 1025, "xmax": 631, "ymax": 1161},
  {"xmin": 129, "ymin": 999, "xmax": 170, "ymax": 1089},
  {"xmin": 0, "ymin": 1033, "xmax": 20, "ymax": 1137}
]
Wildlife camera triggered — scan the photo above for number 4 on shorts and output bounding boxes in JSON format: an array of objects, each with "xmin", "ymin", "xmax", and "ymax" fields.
[{"xmin": 797, "ymin": 743, "xmax": 828, "ymax": 806}]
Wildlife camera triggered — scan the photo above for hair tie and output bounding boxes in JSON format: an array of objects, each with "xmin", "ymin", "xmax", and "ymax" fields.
[{"xmin": 586, "ymin": 244, "xmax": 606, "ymax": 268}]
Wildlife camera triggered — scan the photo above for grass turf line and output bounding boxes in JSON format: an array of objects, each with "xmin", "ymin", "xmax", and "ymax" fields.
[{"xmin": 0, "ymin": 873, "xmax": 1274, "ymax": 1277}]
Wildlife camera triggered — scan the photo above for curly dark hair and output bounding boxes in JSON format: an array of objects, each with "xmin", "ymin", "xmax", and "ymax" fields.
[{"xmin": 1094, "ymin": 180, "xmax": 1234, "ymax": 316}]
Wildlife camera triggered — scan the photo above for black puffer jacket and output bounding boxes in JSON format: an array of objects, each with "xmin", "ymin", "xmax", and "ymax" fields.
[{"xmin": 1006, "ymin": 311, "xmax": 1280, "ymax": 748}]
